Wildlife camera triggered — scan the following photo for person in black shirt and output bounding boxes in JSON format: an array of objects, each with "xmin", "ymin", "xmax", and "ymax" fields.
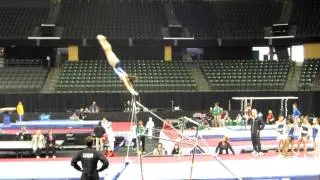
[
  {"xmin": 45, "ymin": 130, "xmax": 57, "ymax": 159},
  {"xmin": 247, "ymin": 109, "xmax": 265, "ymax": 156},
  {"xmin": 215, "ymin": 136, "xmax": 235, "ymax": 155},
  {"xmin": 94, "ymin": 121, "xmax": 106, "ymax": 151},
  {"xmin": 171, "ymin": 143, "xmax": 182, "ymax": 155},
  {"xmin": 79, "ymin": 108, "xmax": 87, "ymax": 120},
  {"xmin": 71, "ymin": 136, "xmax": 109, "ymax": 180}
]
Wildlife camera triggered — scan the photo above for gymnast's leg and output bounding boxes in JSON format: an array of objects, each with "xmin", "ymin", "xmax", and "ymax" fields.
[
  {"xmin": 97, "ymin": 34, "xmax": 138, "ymax": 96},
  {"xmin": 97, "ymin": 34, "xmax": 119, "ymax": 68}
]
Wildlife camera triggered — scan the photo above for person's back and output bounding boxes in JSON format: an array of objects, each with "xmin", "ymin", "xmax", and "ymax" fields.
[
  {"xmin": 94, "ymin": 124, "xmax": 106, "ymax": 138},
  {"xmin": 71, "ymin": 136, "xmax": 109, "ymax": 180}
]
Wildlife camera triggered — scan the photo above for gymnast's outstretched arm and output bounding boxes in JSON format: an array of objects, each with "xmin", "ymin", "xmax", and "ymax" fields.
[{"xmin": 97, "ymin": 35, "xmax": 138, "ymax": 96}]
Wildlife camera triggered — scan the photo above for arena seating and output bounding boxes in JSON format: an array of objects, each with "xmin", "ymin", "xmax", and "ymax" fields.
[
  {"xmin": 299, "ymin": 59, "xmax": 320, "ymax": 89},
  {"xmin": 0, "ymin": 7, "xmax": 49, "ymax": 38},
  {"xmin": 290, "ymin": 0, "xmax": 320, "ymax": 38},
  {"xmin": 200, "ymin": 60, "xmax": 290, "ymax": 91},
  {"xmin": 212, "ymin": 0, "xmax": 282, "ymax": 40},
  {"xmin": 172, "ymin": 1, "xmax": 216, "ymax": 39},
  {"xmin": 0, "ymin": 68, "xmax": 48, "ymax": 92},
  {"xmin": 57, "ymin": 60, "xmax": 196, "ymax": 93},
  {"xmin": 57, "ymin": 0, "xmax": 167, "ymax": 39},
  {"xmin": 5, "ymin": 59, "xmax": 44, "ymax": 67},
  {"xmin": 172, "ymin": 0, "xmax": 281, "ymax": 40}
]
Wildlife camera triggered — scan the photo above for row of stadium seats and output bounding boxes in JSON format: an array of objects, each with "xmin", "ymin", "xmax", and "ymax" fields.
[
  {"xmin": 0, "ymin": 60, "xmax": 318, "ymax": 92},
  {"xmin": 57, "ymin": 60, "xmax": 196, "ymax": 93},
  {"xmin": 290, "ymin": 0, "xmax": 320, "ymax": 38},
  {"xmin": 4, "ymin": 59, "xmax": 45, "ymax": 67},
  {"xmin": 0, "ymin": 0, "xmax": 319, "ymax": 39},
  {"xmin": 0, "ymin": 7, "xmax": 49, "ymax": 39},
  {"xmin": 200, "ymin": 60, "xmax": 290, "ymax": 90},
  {"xmin": 299, "ymin": 59, "xmax": 320, "ymax": 89},
  {"xmin": 212, "ymin": 0, "xmax": 282, "ymax": 40},
  {"xmin": 57, "ymin": 0, "xmax": 166, "ymax": 39},
  {"xmin": 0, "ymin": 68, "xmax": 48, "ymax": 92}
]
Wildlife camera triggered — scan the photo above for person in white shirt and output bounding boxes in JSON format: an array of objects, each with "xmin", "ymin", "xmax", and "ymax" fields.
[
  {"xmin": 297, "ymin": 116, "xmax": 311, "ymax": 157},
  {"xmin": 275, "ymin": 115, "xmax": 286, "ymax": 156},
  {"xmin": 101, "ymin": 118, "xmax": 111, "ymax": 130},
  {"xmin": 31, "ymin": 130, "xmax": 46, "ymax": 159},
  {"xmin": 146, "ymin": 117, "xmax": 155, "ymax": 139},
  {"xmin": 106, "ymin": 126, "xmax": 115, "ymax": 151}
]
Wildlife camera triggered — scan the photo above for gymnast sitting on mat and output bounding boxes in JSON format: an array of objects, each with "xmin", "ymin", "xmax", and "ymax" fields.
[
  {"xmin": 215, "ymin": 136, "xmax": 235, "ymax": 155},
  {"xmin": 97, "ymin": 34, "xmax": 138, "ymax": 96}
]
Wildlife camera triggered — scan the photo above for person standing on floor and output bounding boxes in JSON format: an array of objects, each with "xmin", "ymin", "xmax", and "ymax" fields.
[
  {"xmin": 146, "ymin": 117, "xmax": 155, "ymax": 139},
  {"xmin": 16, "ymin": 101, "xmax": 24, "ymax": 122},
  {"xmin": 94, "ymin": 121, "xmax": 106, "ymax": 151},
  {"xmin": 71, "ymin": 136, "xmax": 109, "ymax": 180},
  {"xmin": 248, "ymin": 109, "xmax": 265, "ymax": 156},
  {"xmin": 136, "ymin": 120, "xmax": 147, "ymax": 154},
  {"xmin": 276, "ymin": 115, "xmax": 287, "ymax": 156}
]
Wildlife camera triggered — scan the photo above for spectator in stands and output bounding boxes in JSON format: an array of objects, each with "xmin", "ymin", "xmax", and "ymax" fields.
[
  {"xmin": 103, "ymin": 145, "xmax": 116, "ymax": 157},
  {"xmin": 297, "ymin": 116, "xmax": 311, "ymax": 157},
  {"xmin": 210, "ymin": 102, "xmax": 222, "ymax": 127},
  {"xmin": 248, "ymin": 109, "xmax": 265, "ymax": 156},
  {"xmin": 32, "ymin": 130, "xmax": 46, "ymax": 159},
  {"xmin": 45, "ymin": 129, "xmax": 57, "ymax": 159},
  {"xmin": 171, "ymin": 143, "xmax": 182, "ymax": 155},
  {"xmin": 78, "ymin": 108, "xmax": 87, "ymax": 120},
  {"xmin": 266, "ymin": 110, "xmax": 275, "ymax": 124},
  {"xmin": 153, "ymin": 143, "xmax": 166, "ymax": 156},
  {"xmin": 137, "ymin": 120, "xmax": 146, "ymax": 154},
  {"xmin": 215, "ymin": 136, "xmax": 235, "ymax": 155},
  {"xmin": 16, "ymin": 101, "xmax": 24, "ymax": 122},
  {"xmin": 97, "ymin": 34, "xmax": 138, "ymax": 96},
  {"xmin": 69, "ymin": 111, "xmax": 79, "ymax": 120},
  {"xmin": 89, "ymin": 101, "xmax": 100, "ymax": 113},
  {"xmin": 16, "ymin": 127, "xmax": 29, "ymax": 141},
  {"xmin": 94, "ymin": 121, "xmax": 106, "ymax": 151}
]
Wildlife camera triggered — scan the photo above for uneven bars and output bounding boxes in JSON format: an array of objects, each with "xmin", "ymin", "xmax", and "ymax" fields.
[{"xmin": 136, "ymin": 101, "xmax": 166, "ymax": 122}]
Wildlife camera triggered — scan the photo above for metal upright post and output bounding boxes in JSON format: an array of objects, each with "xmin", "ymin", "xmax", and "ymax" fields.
[
  {"xmin": 285, "ymin": 99, "xmax": 288, "ymax": 117},
  {"xmin": 189, "ymin": 125, "xmax": 199, "ymax": 180},
  {"xmin": 280, "ymin": 99, "xmax": 284, "ymax": 116},
  {"xmin": 133, "ymin": 96, "xmax": 144, "ymax": 180},
  {"xmin": 125, "ymin": 95, "xmax": 144, "ymax": 180}
]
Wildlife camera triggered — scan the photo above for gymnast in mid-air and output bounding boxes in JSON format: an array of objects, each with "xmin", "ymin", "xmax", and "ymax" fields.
[{"xmin": 97, "ymin": 34, "xmax": 138, "ymax": 96}]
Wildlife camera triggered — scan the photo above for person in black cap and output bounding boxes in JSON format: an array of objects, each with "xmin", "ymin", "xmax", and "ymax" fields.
[{"xmin": 71, "ymin": 136, "xmax": 109, "ymax": 180}]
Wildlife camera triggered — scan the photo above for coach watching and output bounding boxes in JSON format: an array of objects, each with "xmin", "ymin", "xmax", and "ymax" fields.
[
  {"xmin": 248, "ymin": 109, "xmax": 265, "ymax": 156},
  {"xmin": 71, "ymin": 136, "xmax": 109, "ymax": 180},
  {"xmin": 94, "ymin": 121, "xmax": 106, "ymax": 151}
]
